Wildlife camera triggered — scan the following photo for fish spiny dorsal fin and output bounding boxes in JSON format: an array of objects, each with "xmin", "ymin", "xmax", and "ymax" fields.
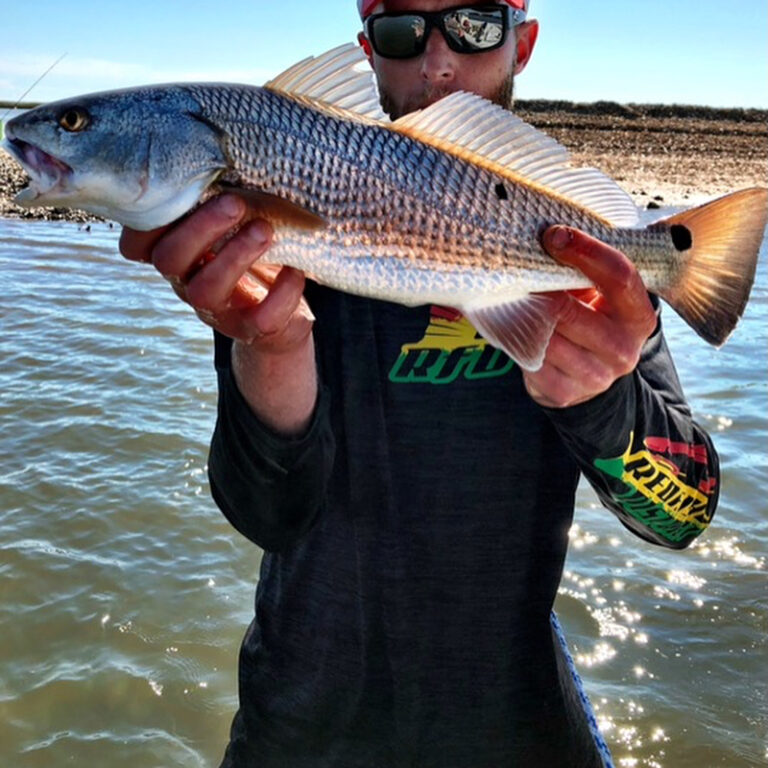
[
  {"xmin": 265, "ymin": 43, "xmax": 389, "ymax": 123},
  {"xmin": 391, "ymin": 92, "xmax": 639, "ymax": 227}
]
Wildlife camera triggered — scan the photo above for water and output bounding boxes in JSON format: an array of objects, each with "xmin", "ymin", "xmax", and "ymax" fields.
[{"xmin": 0, "ymin": 217, "xmax": 765, "ymax": 767}]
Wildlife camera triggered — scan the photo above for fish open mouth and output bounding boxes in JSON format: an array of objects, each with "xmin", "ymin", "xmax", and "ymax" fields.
[{"xmin": 3, "ymin": 135, "xmax": 73, "ymax": 201}]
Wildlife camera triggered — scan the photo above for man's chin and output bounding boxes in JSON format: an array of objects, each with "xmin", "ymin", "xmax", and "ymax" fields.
[{"xmin": 380, "ymin": 76, "xmax": 515, "ymax": 120}]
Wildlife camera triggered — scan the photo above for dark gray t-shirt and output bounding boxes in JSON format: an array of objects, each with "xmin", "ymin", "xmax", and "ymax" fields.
[{"xmin": 209, "ymin": 284, "xmax": 719, "ymax": 767}]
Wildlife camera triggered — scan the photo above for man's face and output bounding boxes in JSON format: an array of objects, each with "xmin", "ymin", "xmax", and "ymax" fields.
[{"xmin": 364, "ymin": 0, "xmax": 534, "ymax": 119}]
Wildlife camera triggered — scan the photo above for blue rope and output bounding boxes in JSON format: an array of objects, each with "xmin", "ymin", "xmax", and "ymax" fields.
[{"xmin": 550, "ymin": 611, "xmax": 615, "ymax": 768}]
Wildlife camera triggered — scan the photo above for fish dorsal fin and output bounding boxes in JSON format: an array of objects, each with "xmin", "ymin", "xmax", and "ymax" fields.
[
  {"xmin": 266, "ymin": 47, "xmax": 637, "ymax": 226},
  {"xmin": 392, "ymin": 91, "xmax": 639, "ymax": 227},
  {"xmin": 265, "ymin": 43, "xmax": 389, "ymax": 123}
]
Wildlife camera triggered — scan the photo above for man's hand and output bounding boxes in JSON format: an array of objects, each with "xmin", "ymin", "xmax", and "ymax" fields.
[
  {"xmin": 119, "ymin": 194, "xmax": 313, "ymax": 351},
  {"xmin": 119, "ymin": 194, "xmax": 317, "ymax": 434},
  {"xmin": 524, "ymin": 225, "xmax": 657, "ymax": 409}
]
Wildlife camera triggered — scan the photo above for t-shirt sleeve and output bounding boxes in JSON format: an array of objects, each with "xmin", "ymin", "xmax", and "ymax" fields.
[
  {"xmin": 207, "ymin": 331, "xmax": 335, "ymax": 552},
  {"xmin": 544, "ymin": 298, "xmax": 720, "ymax": 549}
]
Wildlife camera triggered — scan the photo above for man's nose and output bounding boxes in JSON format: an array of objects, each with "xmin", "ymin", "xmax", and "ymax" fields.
[{"xmin": 419, "ymin": 28, "xmax": 456, "ymax": 84}]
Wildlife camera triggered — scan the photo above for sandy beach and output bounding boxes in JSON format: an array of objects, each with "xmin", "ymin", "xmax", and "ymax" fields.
[{"xmin": 1, "ymin": 100, "xmax": 766, "ymax": 222}]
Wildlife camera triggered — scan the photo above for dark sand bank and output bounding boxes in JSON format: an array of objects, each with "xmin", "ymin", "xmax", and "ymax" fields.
[{"xmin": 1, "ymin": 100, "xmax": 766, "ymax": 223}]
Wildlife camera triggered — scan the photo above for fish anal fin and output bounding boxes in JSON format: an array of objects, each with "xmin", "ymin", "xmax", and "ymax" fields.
[{"xmin": 463, "ymin": 294, "xmax": 560, "ymax": 371}]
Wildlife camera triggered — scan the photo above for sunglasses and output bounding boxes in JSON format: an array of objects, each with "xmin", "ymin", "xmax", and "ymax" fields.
[{"xmin": 364, "ymin": 4, "xmax": 525, "ymax": 59}]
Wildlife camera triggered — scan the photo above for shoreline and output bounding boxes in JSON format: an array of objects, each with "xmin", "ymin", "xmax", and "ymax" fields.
[
  {"xmin": 2, "ymin": 100, "xmax": 766, "ymax": 222},
  {"xmin": 516, "ymin": 101, "xmax": 767, "ymax": 209}
]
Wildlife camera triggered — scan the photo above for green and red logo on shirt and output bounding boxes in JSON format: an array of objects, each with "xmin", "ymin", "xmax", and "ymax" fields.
[
  {"xmin": 388, "ymin": 306, "xmax": 514, "ymax": 384},
  {"xmin": 594, "ymin": 432, "xmax": 716, "ymax": 544}
]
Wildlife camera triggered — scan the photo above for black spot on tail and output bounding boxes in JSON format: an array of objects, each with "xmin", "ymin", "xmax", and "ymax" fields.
[
  {"xmin": 494, "ymin": 183, "xmax": 508, "ymax": 201},
  {"xmin": 671, "ymin": 224, "xmax": 692, "ymax": 251}
]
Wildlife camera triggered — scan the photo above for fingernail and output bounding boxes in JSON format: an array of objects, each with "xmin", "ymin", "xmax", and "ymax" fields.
[
  {"xmin": 246, "ymin": 220, "xmax": 269, "ymax": 246},
  {"xmin": 218, "ymin": 195, "xmax": 242, "ymax": 218},
  {"xmin": 548, "ymin": 226, "xmax": 572, "ymax": 250}
]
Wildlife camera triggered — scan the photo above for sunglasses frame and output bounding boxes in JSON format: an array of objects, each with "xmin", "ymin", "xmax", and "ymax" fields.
[{"xmin": 364, "ymin": 4, "xmax": 525, "ymax": 60}]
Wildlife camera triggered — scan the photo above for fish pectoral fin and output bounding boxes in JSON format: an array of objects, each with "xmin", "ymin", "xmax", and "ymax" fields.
[
  {"xmin": 221, "ymin": 186, "xmax": 327, "ymax": 230},
  {"xmin": 463, "ymin": 294, "xmax": 561, "ymax": 372}
]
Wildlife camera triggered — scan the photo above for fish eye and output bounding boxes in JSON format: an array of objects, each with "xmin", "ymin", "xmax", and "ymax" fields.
[{"xmin": 59, "ymin": 107, "xmax": 91, "ymax": 132}]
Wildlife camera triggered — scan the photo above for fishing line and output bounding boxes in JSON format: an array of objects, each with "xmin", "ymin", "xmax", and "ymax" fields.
[{"xmin": 0, "ymin": 53, "xmax": 67, "ymax": 126}]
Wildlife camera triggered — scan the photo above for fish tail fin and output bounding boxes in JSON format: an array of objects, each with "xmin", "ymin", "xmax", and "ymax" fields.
[{"xmin": 657, "ymin": 187, "xmax": 767, "ymax": 346}]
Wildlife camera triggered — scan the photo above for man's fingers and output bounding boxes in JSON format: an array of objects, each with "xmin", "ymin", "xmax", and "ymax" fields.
[
  {"xmin": 244, "ymin": 267, "xmax": 308, "ymax": 336},
  {"xmin": 151, "ymin": 194, "xmax": 246, "ymax": 279},
  {"xmin": 523, "ymin": 359, "xmax": 580, "ymax": 409},
  {"xmin": 566, "ymin": 287, "xmax": 600, "ymax": 305},
  {"xmin": 527, "ymin": 227, "xmax": 660, "ymax": 406},
  {"xmin": 524, "ymin": 332, "xmax": 618, "ymax": 408},
  {"xmin": 542, "ymin": 226, "xmax": 654, "ymax": 325},
  {"xmin": 119, "ymin": 225, "xmax": 171, "ymax": 263},
  {"xmin": 552, "ymin": 294, "xmax": 642, "ymax": 373},
  {"xmin": 184, "ymin": 220, "xmax": 272, "ymax": 311},
  {"xmin": 546, "ymin": 332, "xmax": 617, "ymax": 397}
]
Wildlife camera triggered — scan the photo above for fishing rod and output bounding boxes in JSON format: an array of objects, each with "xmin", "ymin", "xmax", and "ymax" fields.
[{"xmin": 0, "ymin": 53, "xmax": 67, "ymax": 137}]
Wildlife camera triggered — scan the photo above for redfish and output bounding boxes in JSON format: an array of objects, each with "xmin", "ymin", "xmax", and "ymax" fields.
[{"xmin": 3, "ymin": 45, "xmax": 766, "ymax": 369}]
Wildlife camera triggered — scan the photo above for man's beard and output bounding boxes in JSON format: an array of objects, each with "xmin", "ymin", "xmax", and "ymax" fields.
[{"xmin": 379, "ymin": 71, "xmax": 515, "ymax": 120}]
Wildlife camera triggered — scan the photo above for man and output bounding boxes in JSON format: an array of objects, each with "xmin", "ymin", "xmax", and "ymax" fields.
[{"xmin": 121, "ymin": 1, "xmax": 720, "ymax": 765}]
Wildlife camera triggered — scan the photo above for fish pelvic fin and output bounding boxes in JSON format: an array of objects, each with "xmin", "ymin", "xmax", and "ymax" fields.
[
  {"xmin": 657, "ymin": 187, "xmax": 767, "ymax": 346},
  {"xmin": 463, "ymin": 294, "xmax": 561, "ymax": 371}
]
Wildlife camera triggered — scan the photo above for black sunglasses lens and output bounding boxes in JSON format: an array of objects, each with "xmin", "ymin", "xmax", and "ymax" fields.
[
  {"xmin": 442, "ymin": 8, "xmax": 506, "ymax": 52},
  {"xmin": 370, "ymin": 15, "xmax": 427, "ymax": 58},
  {"xmin": 368, "ymin": 7, "xmax": 509, "ymax": 59}
]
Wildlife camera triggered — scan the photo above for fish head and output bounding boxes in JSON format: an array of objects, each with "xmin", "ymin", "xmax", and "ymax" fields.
[{"xmin": 2, "ymin": 86, "xmax": 228, "ymax": 230}]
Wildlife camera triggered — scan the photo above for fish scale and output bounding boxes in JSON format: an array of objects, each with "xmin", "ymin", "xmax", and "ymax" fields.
[{"xmin": 206, "ymin": 86, "xmax": 599, "ymax": 296}]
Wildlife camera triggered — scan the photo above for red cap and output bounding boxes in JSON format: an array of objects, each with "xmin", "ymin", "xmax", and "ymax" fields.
[{"xmin": 357, "ymin": 0, "xmax": 529, "ymax": 19}]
